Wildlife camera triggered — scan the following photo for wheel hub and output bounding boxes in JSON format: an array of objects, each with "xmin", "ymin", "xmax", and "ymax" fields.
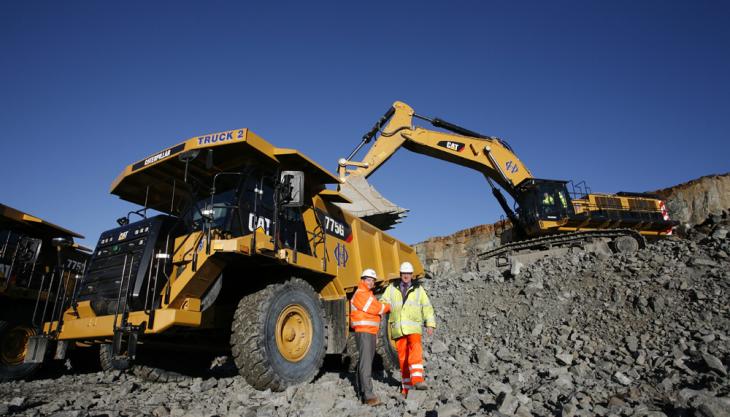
[
  {"xmin": 1, "ymin": 325, "xmax": 36, "ymax": 365},
  {"xmin": 275, "ymin": 305, "xmax": 313, "ymax": 362}
]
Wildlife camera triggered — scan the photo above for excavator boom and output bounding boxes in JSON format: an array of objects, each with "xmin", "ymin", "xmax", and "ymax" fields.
[{"xmin": 337, "ymin": 101, "xmax": 532, "ymax": 230}]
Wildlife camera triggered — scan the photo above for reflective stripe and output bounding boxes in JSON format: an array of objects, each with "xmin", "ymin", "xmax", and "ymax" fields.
[
  {"xmin": 350, "ymin": 302, "xmax": 358, "ymax": 311},
  {"xmin": 351, "ymin": 320, "xmax": 380, "ymax": 327},
  {"xmin": 410, "ymin": 372, "xmax": 423, "ymax": 377},
  {"xmin": 402, "ymin": 384, "xmax": 412, "ymax": 389},
  {"xmin": 378, "ymin": 304, "xmax": 385, "ymax": 315},
  {"xmin": 404, "ymin": 300, "xmax": 421, "ymax": 307},
  {"xmin": 402, "ymin": 378, "xmax": 411, "ymax": 383},
  {"xmin": 399, "ymin": 320, "xmax": 422, "ymax": 327},
  {"xmin": 409, "ymin": 364, "xmax": 424, "ymax": 370},
  {"xmin": 363, "ymin": 296, "xmax": 374, "ymax": 312}
]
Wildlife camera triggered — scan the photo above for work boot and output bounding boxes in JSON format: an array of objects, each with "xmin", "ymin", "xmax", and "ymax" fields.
[
  {"xmin": 414, "ymin": 382, "xmax": 428, "ymax": 390},
  {"xmin": 364, "ymin": 397, "xmax": 381, "ymax": 406}
]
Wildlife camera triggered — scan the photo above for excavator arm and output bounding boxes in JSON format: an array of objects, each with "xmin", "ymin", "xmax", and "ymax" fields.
[{"xmin": 337, "ymin": 101, "xmax": 533, "ymax": 230}]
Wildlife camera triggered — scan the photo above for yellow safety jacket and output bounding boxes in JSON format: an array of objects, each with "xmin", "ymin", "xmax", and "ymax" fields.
[{"xmin": 380, "ymin": 280, "xmax": 436, "ymax": 339}]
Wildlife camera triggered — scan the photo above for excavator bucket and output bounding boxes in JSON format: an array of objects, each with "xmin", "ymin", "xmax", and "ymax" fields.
[{"xmin": 336, "ymin": 176, "xmax": 409, "ymax": 231}]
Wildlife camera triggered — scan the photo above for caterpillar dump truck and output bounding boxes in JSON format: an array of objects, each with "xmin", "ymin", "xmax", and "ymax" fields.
[
  {"xmin": 26, "ymin": 128, "xmax": 422, "ymax": 391},
  {"xmin": 1, "ymin": 203, "xmax": 89, "ymax": 381},
  {"xmin": 337, "ymin": 101, "xmax": 677, "ymax": 263}
]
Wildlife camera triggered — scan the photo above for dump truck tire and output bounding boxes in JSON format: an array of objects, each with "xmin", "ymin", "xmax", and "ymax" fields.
[
  {"xmin": 376, "ymin": 314, "xmax": 399, "ymax": 373},
  {"xmin": 342, "ymin": 331, "xmax": 359, "ymax": 372},
  {"xmin": 344, "ymin": 324, "xmax": 398, "ymax": 375},
  {"xmin": 99, "ymin": 343, "xmax": 132, "ymax": 372},
  {"xmin": 132, "ymin": 364, "xmax": 186, "ymax": 383},
  {"xmin": 0, "ymin": 321, "xmax": 41, "ymax": 382},
  {"xmin": 99, "ymin": 344, "xmax": 187, "ymax": 382},
  {"xmin": 231, "ymin": 278, "xmax": 327, "ymax": 391}
]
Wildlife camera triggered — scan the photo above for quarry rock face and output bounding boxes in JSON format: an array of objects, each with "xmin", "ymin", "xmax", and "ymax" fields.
[
  {"xmin": 415, "ymin": 221, "xmax": 509, "ymax": 275},
  {"xmin": 655, "ymin": 173, "xmax": 730, "ymax": 231}
]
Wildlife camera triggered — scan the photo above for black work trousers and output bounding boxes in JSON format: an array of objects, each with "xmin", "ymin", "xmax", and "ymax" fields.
[{"xmin": 355, "ymin": 331, "xmax": 376, "ymax": 400}]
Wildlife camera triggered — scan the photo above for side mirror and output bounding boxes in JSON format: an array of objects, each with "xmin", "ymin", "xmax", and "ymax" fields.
[{"xmin": 280, "ymin": 171, "xmax": 305, "ymax": 207}]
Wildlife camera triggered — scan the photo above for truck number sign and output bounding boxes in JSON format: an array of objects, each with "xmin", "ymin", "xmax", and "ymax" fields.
[
  {"xmin": 316, "ymin": 211, "xmax": 352, "ymax": 242},
  {"xmin": 324, "ymin": 216, "xmax": 345, "ymax": 237}
]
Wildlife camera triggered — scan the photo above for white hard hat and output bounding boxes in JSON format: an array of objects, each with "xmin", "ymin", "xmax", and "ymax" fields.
[
  {"xmin": 361, "ymin": 268, "xmax": 377, "ymax": 279},
  {"xmin": 400, "ymin": 262, "xmax": 414, "ymax": 274}
]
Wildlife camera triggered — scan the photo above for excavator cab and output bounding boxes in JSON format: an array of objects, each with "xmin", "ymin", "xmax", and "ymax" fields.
[{"xmin": 514, "ymin": 179, "xmax": 574, "ymax": 231}]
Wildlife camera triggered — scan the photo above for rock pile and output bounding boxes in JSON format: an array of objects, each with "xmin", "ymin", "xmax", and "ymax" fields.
[
  {"xmin": 1, "ymin": 221, "xmax": 729, "ymax": 417},
  {"xmin": 422, "ymin": 219, "xmax": 730, "ymax": 417}
]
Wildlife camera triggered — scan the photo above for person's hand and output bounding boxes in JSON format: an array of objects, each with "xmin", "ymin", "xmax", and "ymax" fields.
[{"xmin": 426, "ymin": 327, "xmax": 434, "ymax": 336}]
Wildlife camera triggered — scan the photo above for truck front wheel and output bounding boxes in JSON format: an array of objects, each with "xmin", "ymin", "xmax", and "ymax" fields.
[{"xmin": 231, "ymin": 278, "xmax": 327, "ymax": 391}]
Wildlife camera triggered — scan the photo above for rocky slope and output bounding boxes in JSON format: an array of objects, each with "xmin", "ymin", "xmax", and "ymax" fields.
[{"xmin": 1, "ymin": 220, "xmax": 729, "ymax": 417}]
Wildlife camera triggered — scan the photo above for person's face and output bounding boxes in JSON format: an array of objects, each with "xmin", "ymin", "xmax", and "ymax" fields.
[
  {"xmin": 400, "ymin": 272, "xmax": 413, "ymax": 284},
  {"xmin": 363, "ymin": 277, "xmax": 375, "ymax": 289}
]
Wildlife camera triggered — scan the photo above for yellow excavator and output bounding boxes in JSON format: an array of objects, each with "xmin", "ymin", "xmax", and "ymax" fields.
[{"xmin": 336, "ymin": 101, "xmax": 677, "ymax": 260}]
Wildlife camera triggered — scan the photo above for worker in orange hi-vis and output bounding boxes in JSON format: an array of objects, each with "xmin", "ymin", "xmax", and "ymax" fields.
[
  {"xmin": 350, "ymin": 268, "xmax": 391, "ymax": 406},
  {"xmin": 380, "ymin": 262, "xmax": 436, "ymax": 396}
]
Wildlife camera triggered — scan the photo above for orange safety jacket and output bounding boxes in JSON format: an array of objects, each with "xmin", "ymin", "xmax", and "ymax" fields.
[{"xmin": 350, "ymin": 280, "xmax": 391, "ymax": 334}]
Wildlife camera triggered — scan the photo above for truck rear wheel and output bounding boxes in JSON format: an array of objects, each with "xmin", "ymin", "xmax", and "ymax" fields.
[
  {"xmin": 376, "ymin": 313, "xmax": 399, "ymax": 373},
  {"xmin": 231, "ymin": 278, "xmax": 327, "ymax": 391},
  {"xmin": 0, "ymin": 321, "xmax": 41, "ymax": 382},
  {"xmin": 344, "ymin": 319, "xmax": 399, "ymax": 375},
  {"xmin": 99, "ymin": 343, "xmax": 188, "ymax": 382},
  {"xmin": 99, "ymin": 343, "xmax": 132, "ymax": 372}
]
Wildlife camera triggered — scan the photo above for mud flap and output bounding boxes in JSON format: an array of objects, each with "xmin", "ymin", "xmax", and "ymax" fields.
[{"xmin": 24, "ymin": 335, "xmax": 49, "ymax": 364}]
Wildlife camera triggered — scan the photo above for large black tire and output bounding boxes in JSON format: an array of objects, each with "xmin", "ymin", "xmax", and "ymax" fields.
[
  {"xmin": 99, "ymin": 343, "xmax": 132, "ymax": 372},
  {"xmin": 132, "ymin": 363, "xmax": 187, "ymax": 383},
  {"xmin": 343, "ymin": 331, "xmax": 359, "ymax": 372},
  {"xmin": 231, "ymin": 278, "xmax": 327, "ymax": 391},
  {"xmin": 344, "ymin": 318, "xmax": 399, "ymax": 375},
  {"xmin": 0, "ymin": 320, "xmax": 41, "ymax": 382},
  {"xmin": 375, "ymin": 313, "xmax": 399, "ymax": 373},
  {"xmin": 99, "ymin": 343, "xmax": 186, "ymax": 382}
]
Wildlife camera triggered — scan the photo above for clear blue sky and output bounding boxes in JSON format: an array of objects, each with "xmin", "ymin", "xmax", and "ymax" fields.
[{"xmin": 1, "ymin": 1, "xmax": 728, "ymax": 246}]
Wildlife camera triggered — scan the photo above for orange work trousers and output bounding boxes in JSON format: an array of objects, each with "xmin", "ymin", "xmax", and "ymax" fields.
[{"xmin": 395, "ymin": 333, "xmax": 424, "ymax": 394}]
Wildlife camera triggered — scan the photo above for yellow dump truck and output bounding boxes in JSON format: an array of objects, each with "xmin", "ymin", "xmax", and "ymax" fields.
[
  {"xmin": 1, "ymin": 203, "xmax": 89, "ymax": 381},
  {"xmin": 27, "ymin": 128, "xmax": 422, "ymax": 391}
]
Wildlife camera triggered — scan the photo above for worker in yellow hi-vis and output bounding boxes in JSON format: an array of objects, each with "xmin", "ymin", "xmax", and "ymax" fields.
[{"xmin": 380, "ymin": 262, "xmax": 436, "ymax": 396}]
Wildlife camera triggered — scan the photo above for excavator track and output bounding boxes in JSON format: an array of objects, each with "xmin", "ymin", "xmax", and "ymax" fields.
[{"xmin": 478, "ymin": 228, "xmax": 647, "ymax": 260}]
